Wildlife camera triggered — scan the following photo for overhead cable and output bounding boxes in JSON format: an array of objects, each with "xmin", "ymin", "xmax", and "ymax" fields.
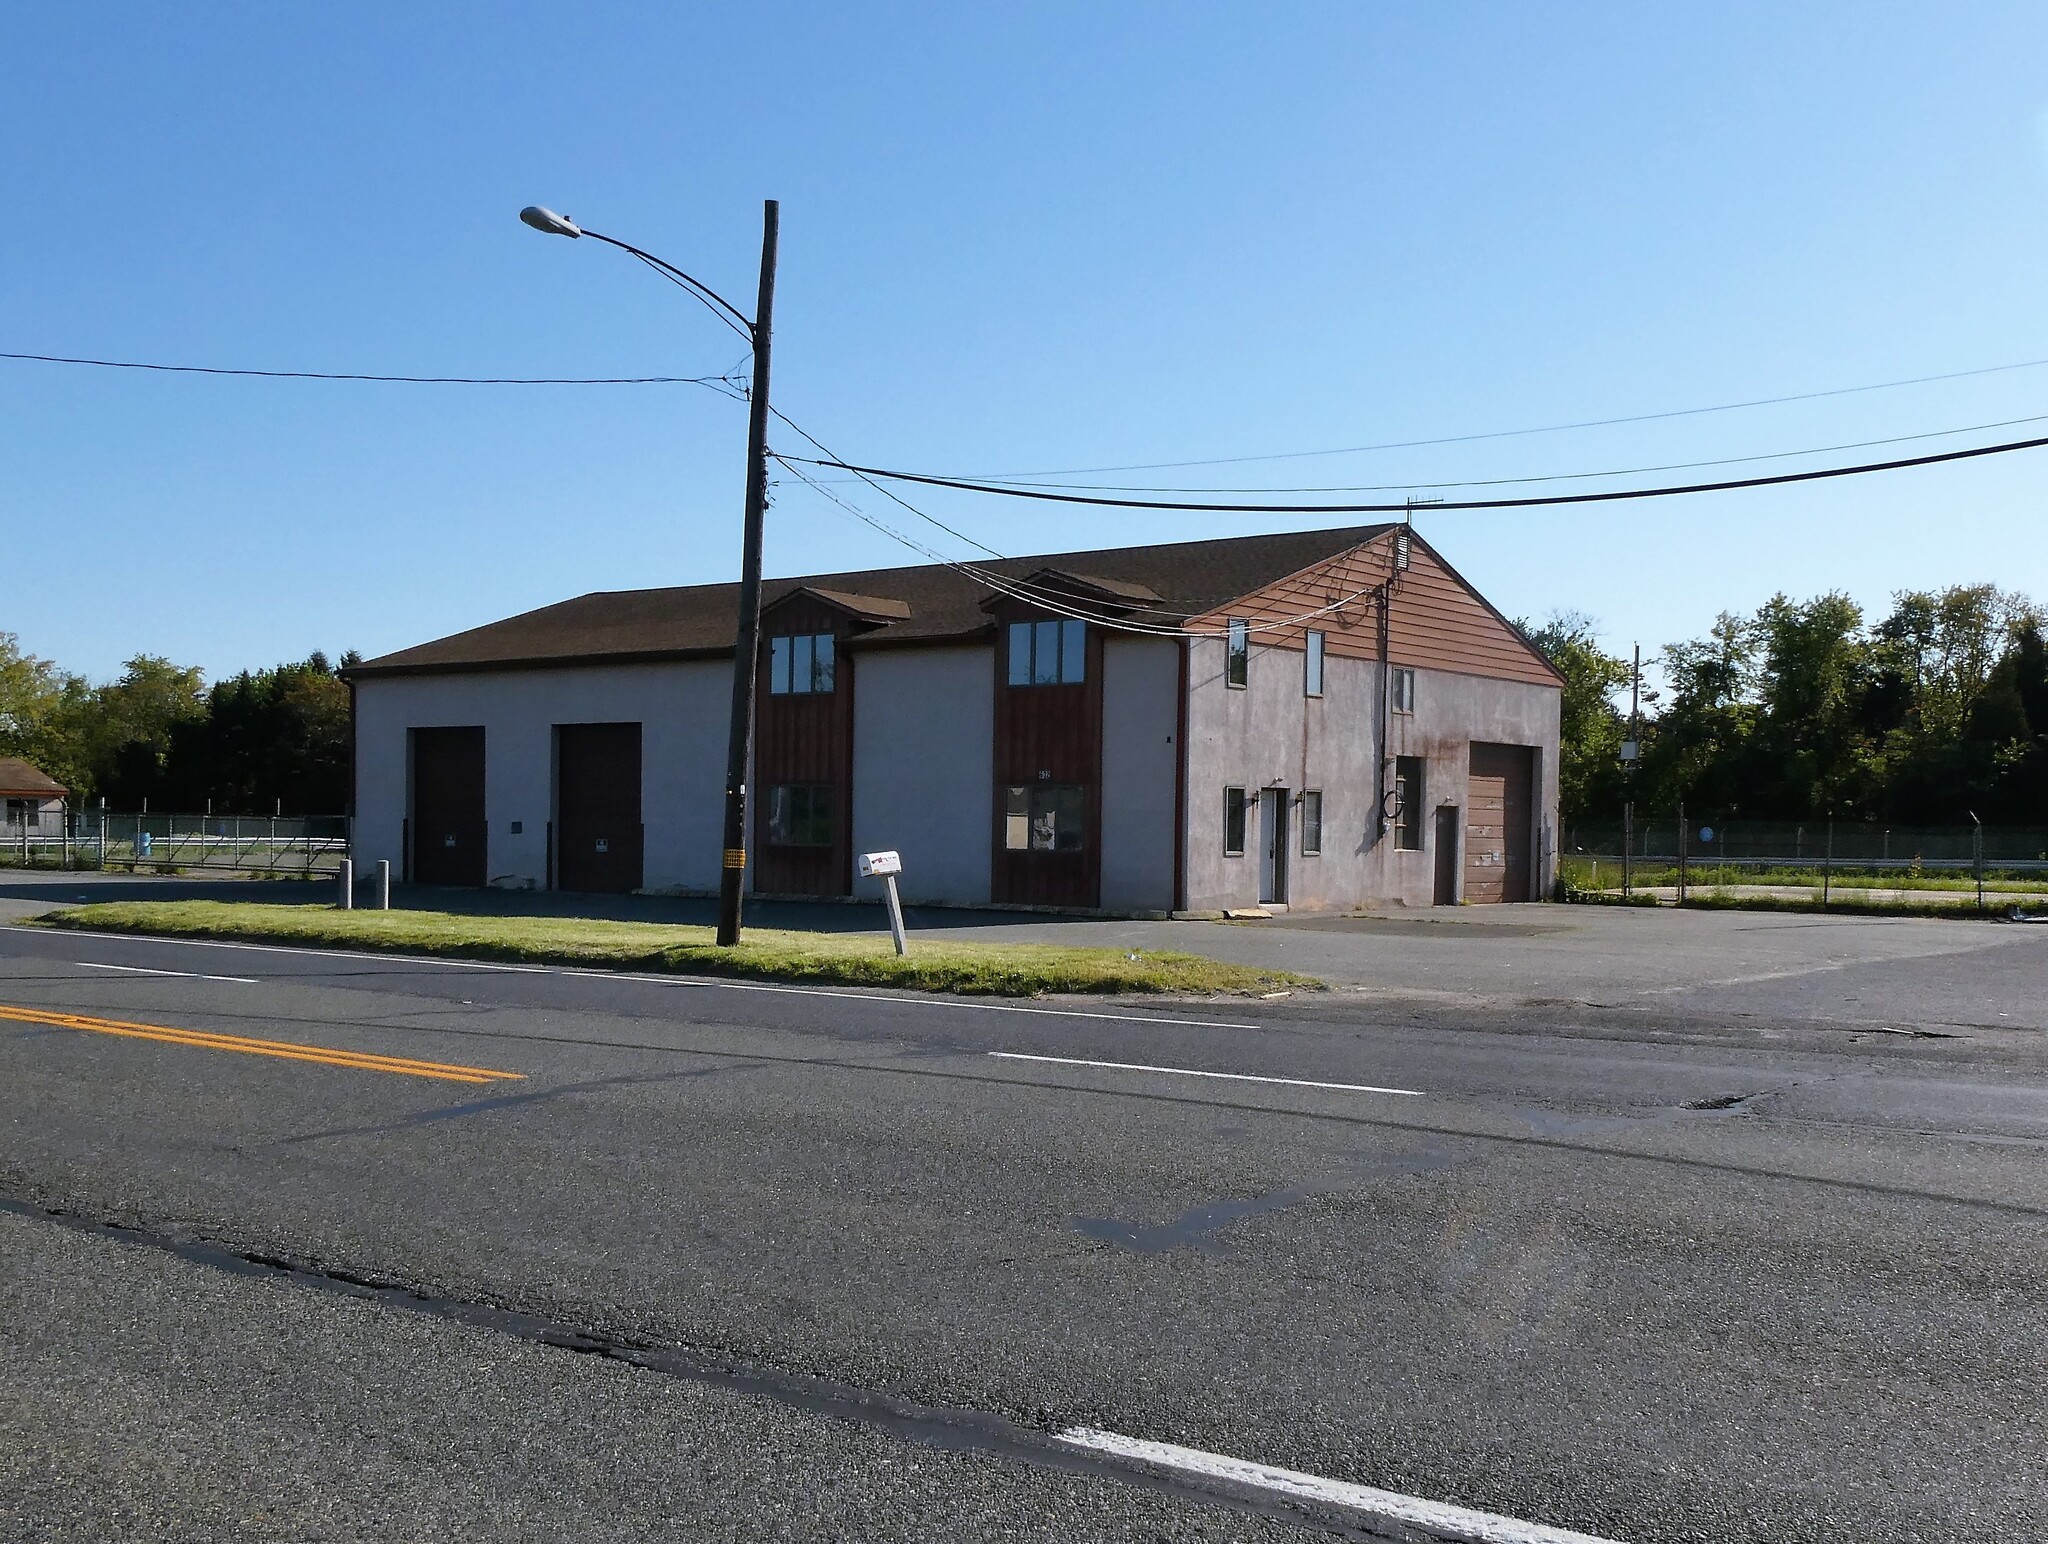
[
  {"xmin": 0, "ymin": 350, "xmax": 746, "ymax": 388},
  {"xmin": 771, "ymin": 454, "xmax": 1393, "ymax": 640},
  {"xmin": 787, "ymin": 431, "xmax": 2048, "ymax": 515},
  {"xmin": 931, "ymin": 411, "xmax": 2048, "ymax": 496},
  {"xmin": 964, "ymin": 354, "xmax": 2048, "ymax": 477}
]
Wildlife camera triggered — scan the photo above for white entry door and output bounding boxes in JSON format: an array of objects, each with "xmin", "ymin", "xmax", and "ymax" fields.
[{"xmin": 1259, "ymin": 787, "xmax": 1289, "ymax": 905}]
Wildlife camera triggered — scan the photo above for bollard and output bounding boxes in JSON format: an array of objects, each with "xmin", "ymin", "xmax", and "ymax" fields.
[
  {"xmin": 376, "ymin": 858, "xmax": 391, "ymax": 911},
  {"xmin": 338, "ymin": 858, "xmax": 353, "ymax": 910}
]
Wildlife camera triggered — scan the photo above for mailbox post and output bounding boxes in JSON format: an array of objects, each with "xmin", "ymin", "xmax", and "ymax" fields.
[{"xmin": 859, "ymin": 850, "xmax": 908, "ymax": 956}]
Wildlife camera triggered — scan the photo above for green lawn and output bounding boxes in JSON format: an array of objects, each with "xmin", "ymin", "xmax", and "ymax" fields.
[{"xmin": 37, "ymin": 901, "xmax": 1319, "ymax": 999}]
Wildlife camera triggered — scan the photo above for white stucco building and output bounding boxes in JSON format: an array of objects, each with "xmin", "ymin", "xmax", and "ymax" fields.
[{"xmin": 347, "ymin": 526, "xmax": 1561, "ymax": 914}]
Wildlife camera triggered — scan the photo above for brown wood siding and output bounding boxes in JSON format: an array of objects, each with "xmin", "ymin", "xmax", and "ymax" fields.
[
  {"xmin": 990, "ymin": 603, "xmax": 1102, "ymax": 908},
  {"xmin": 555, "ymin": 722, "xmax": 644, "ymax": 893},
  {"xmin": 410, "ymin": 726, "xmax": 486, "ymax": 887},
  {"xmin": 1465, "ymin": 741, "xmax": 1534, "ymax": 903},
  {"xmin": 753, "ymin": 595, "xmax": 854, "ymax": 896},
  {"xmin": 1184, "ymin": 531, "xmax": 1559, "ymax": 686}
]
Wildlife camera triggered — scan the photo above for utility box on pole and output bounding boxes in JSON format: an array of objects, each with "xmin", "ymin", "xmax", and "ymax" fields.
[{"xmin": 859, "ymin": 850, "xmax": 908, "ymax": 955}]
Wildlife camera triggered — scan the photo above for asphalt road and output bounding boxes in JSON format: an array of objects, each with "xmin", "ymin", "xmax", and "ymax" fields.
[{"xmin": 1, "ymin": 914, "xmax": 2044, "ymax": 1541}]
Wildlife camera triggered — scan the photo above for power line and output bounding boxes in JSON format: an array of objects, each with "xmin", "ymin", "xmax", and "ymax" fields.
[
  {"xmin": 772, "ymin": 453, "xmax": 1393, "ymax": 640},
  {"xmin": 0, "ymin": 350, "xmax": 747, "ymax": 388},
  {"xmin": 961, "ymin": 353, "xmax": 2048, "ymax": 477},
  {"xmin": 789, "ymin": 431, "xmax": 2048, "ymax": 515},
  {"xmin": 860, "ymin": 411, "xmax": 2048, "ymax": 496}
]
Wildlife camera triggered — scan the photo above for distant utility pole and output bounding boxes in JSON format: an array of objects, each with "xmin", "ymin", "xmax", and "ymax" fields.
[{"xmin": 1622, "ymin": 643, "xmax": 1640, "ymax": 896}]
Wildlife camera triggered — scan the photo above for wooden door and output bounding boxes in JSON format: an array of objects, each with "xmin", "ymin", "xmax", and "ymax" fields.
[
  {"xmin": 555, "ymin": 722, "xmax": 643, "ymax": 894},
  {"xmin": 410, "ymin": 726, "xmax": 486, "ymax": 887},
  {"xmin": 1465, "ymin": 743, "xmax": 1533, "ymax": 903}
]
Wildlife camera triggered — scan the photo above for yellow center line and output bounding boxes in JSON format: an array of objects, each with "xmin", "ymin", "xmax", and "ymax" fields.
[{"xmin": 0, "ymin": 1003, "xmax": 524, "ymax": 1084}]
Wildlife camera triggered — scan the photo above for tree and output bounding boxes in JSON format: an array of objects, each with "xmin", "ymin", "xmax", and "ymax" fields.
[
  {"xmin": 87, "ymin": 656, "xmax": 206, "ymax": 806},
  {"xmin": 0, "ymin": 632, "xmax": 91, "ymax": 795},
  {"xmin": 156, "ymin": 653, "xmax": 351, "ymax": 814},
  {"xmin": 1639, "ymin": 611, "xmax": 1756, "ymax": 815},
  {"xmin": 1746, "ymin": 592, "xmax": 1872, "ymax": 815},
  {"xmin": 1523, "ymin": 612, "xmax": 1630, "ymax": 823}
]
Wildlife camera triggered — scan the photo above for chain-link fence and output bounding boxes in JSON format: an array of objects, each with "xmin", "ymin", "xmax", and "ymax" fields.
[
  {"xmin": 1560, "ymin": 814, "xmax": 2048, "ymax": 909},
  {"xmin": 0, "ymin": 808, "xmax": 349, "ymax": 876}
]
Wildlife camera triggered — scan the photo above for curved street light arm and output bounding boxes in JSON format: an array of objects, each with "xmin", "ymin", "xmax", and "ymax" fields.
[{"xmin": 578, "ymin": 229, "xmax": 758, "ymax": 338}]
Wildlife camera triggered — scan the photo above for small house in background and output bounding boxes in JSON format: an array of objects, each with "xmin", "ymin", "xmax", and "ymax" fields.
[
  {"xmin": 0, "ymin": 758, "xmax": 68, "ymax": 838},
  {"xmin": 345, "ymin": 527, "xmax": 1563, "ymax": 914}
]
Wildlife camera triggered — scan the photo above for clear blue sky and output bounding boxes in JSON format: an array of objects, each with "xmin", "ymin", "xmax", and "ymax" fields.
[{"xmin": 6, "ymin": 2, "xmax": 2046, "ymax": 683}]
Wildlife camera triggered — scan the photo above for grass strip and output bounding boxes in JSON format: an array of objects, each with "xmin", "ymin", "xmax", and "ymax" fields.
[{"xmin": 36, "ymin": 901, "xmax": 1320, "ymax": 999}]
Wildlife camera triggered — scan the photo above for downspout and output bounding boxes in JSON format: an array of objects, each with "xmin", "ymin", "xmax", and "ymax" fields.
[{"xmin": 1173, "ymin": 634, "xmax": 1189, "ymax": 913}]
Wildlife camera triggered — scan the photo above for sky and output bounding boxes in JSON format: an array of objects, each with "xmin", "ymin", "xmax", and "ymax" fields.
[{"xmin": 5, "ymin": 2, "xmax": 2047, "ymax": 685}]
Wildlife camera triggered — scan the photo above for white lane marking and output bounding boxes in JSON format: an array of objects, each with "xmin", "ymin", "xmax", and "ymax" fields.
[
  {"xmin": 76, "ymin": 961, "xmax": 261, "ymax": 985},
  {"xmin": 1055, "ymin": 1428, "xmax": 1624, "ymax": 1544},
  {"xmin": 0, "ymin": 928, "xmax": 1261, "ymax": 1031},
  {"xmin": 989, "ymin": 1051, "xmax": 1422, "ymax": 1097}
]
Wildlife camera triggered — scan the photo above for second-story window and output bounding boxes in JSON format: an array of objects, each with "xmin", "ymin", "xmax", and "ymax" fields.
[
  {"xmin": 1304, "ymin": 630, "xmax": 1325, "ymax": 697},
  {"xmin": 1007, "ymin": 619, "xmax": 1086, "ymax": 686},
  {"xmin": 1391, "ymin": 665, "xmax": 1416, "ymax": 713},
  {"xmin": 770, "ymin": 632, "xmax": 835, "ymax": 695},
  {"xmin": 1226, "ymin": 618, "xmax": 1249, "ymax": 688}
]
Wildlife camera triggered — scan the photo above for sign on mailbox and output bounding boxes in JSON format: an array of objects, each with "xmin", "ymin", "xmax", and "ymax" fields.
[{"xmin": 858, "ymin": 850, "xmax": 902, "ymax": 878}]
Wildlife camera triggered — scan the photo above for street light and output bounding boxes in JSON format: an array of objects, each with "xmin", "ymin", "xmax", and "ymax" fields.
[{"xmin": 522, "ymin": 200, "xmax": 779, "ymax": 947}]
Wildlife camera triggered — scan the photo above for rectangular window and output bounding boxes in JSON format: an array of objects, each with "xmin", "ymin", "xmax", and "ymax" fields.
[
  {"xmin": 767, "ymin": 784, "xmax": 835, "ymax": 846},
  {"xmin": 1394, "ymin": 756, "xmax": 1424, "ymax": 851},
  {"xmin": 1003, "ymin": 783, "xmax": 1086, "ymax": 851},
  {"xmin": 1304, "ymin": 631, "xmax": 1325, "ymax": 697},
  {"xmin": 1226, "ymin": 619, "xmax": 1249, "ymax": 688},
  {"xmin": 1007, "ymin": 618, "xmax": 1086, "ymax": 686},
  {"xmin": 1300, "ymin": 790, "xmax": 1322, "ymax": 854},
  {"xmin": 1223, "ymin": 786, "xmax": 1248, "ymax": 854},
  {"xmin": 1391, "ymin": 666, "xmax": 1416, "ymax": 714},
  {"xmin": 769, "ymin": 633, "xmax": 835, "ymax": 695}
]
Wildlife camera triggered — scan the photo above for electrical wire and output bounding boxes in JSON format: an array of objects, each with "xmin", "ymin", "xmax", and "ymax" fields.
[
  {"xmin": 919, "ymin": 411, "xmax": 2048, "ymax": 495},
  {"xmin": 0, "ymin": 350, "xmax": 745, "ymax": 388},
  {"xmin": 771, "ymin": 452, "xmax": 1395, "ymax": 640},
  {"xmin": 788, "ymin": 430, "xmax": 2048, "ymax": 515},
  {"xmin": 961, "ymin": 353, "xmax": 2048, "ymax": 477}
]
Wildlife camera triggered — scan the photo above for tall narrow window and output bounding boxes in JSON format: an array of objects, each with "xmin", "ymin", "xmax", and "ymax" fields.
[
  {"xmin": 1224, "ymin": 786, "xmax": 1248, "ymax": 854},
  {"xmin": 1304, "ymin": 630, "xmax": 1325, "ymax": 697},
  {"xmin": 1300, "ymin": 790, "xmax": 1323, "ymax": 854},
  {"xmin": 1226, "ymin": 619, "xmax": 1249, "ymax": 689},
  {"xmin": 769, "ymin": 633, "xmax": 836, "ymax": 695},
  {"xmin": 1391, "ymin": 666, "xmax": 1416, "ymax": 714},
  {"xmin": 1394, "ymin": 756, "xmax": 1425, "ymax": 850}
]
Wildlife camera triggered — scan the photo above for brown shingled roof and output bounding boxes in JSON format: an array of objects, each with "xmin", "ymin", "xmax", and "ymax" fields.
[
  {"xmin": 349, "ymin": 525, "xmax": 1394, "ymax": 678},
  {"xmin": 0, "ymin": 758, "xmax": 67, "ymax": 798}
]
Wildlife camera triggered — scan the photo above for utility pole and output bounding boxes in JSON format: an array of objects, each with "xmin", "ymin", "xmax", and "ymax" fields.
[
  {"xmin": 716, "ymin": 200, "xmax": 779, "ymax": 946},
  {"xmin": 1623, "ymin": 643, "xmax": 1640, "ymax": 897}
]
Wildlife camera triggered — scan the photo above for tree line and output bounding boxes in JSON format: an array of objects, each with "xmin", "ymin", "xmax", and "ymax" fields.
[
  {"xmin": 1529, "ymin": 585, "xmax": 2048, "ymax": 829},
  {"xmin": 0, "ymin": 635, "xmax": 357, "ymax": 815}
]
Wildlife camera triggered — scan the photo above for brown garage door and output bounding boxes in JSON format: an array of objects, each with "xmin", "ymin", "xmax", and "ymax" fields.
[
  {"xmin": 1465, "ymin": 742, "xmax": 1534, "ymax": 903},
  {"xmin": 556, "ymin": 722, "xmax": 643, "ymax": 894},
  {"xmin": 411, "ymin": 727, "xmax": 486, "ymax": 887}
]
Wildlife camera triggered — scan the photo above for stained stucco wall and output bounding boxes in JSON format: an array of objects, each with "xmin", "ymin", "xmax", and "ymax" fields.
[
  {"xmin": 849, "ymin": 645, "xmax": 994, "ymax": 907},
  {"xmin": 1098, "ymin": 636, "xmax": 1180, "ymax": 914},
  {"xmin": 351, "ymin": 662, "xmax": 730, "ymax": 892},
  {"xmin": 1181, "ymin": 634, "xmax": 1560, "ymax": 911}
]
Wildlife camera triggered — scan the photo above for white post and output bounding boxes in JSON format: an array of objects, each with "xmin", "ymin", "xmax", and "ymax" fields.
[
  {"xmin": 882, "ymin": 873, "xmax": 908, "ymax": 956},
  {"xmin": 376, "ymin": 858, "xmax": 391, "ymax": 910},
  {"xmin": 338, "ymin": 858, "xmax": 354, "ymax": 910}
]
